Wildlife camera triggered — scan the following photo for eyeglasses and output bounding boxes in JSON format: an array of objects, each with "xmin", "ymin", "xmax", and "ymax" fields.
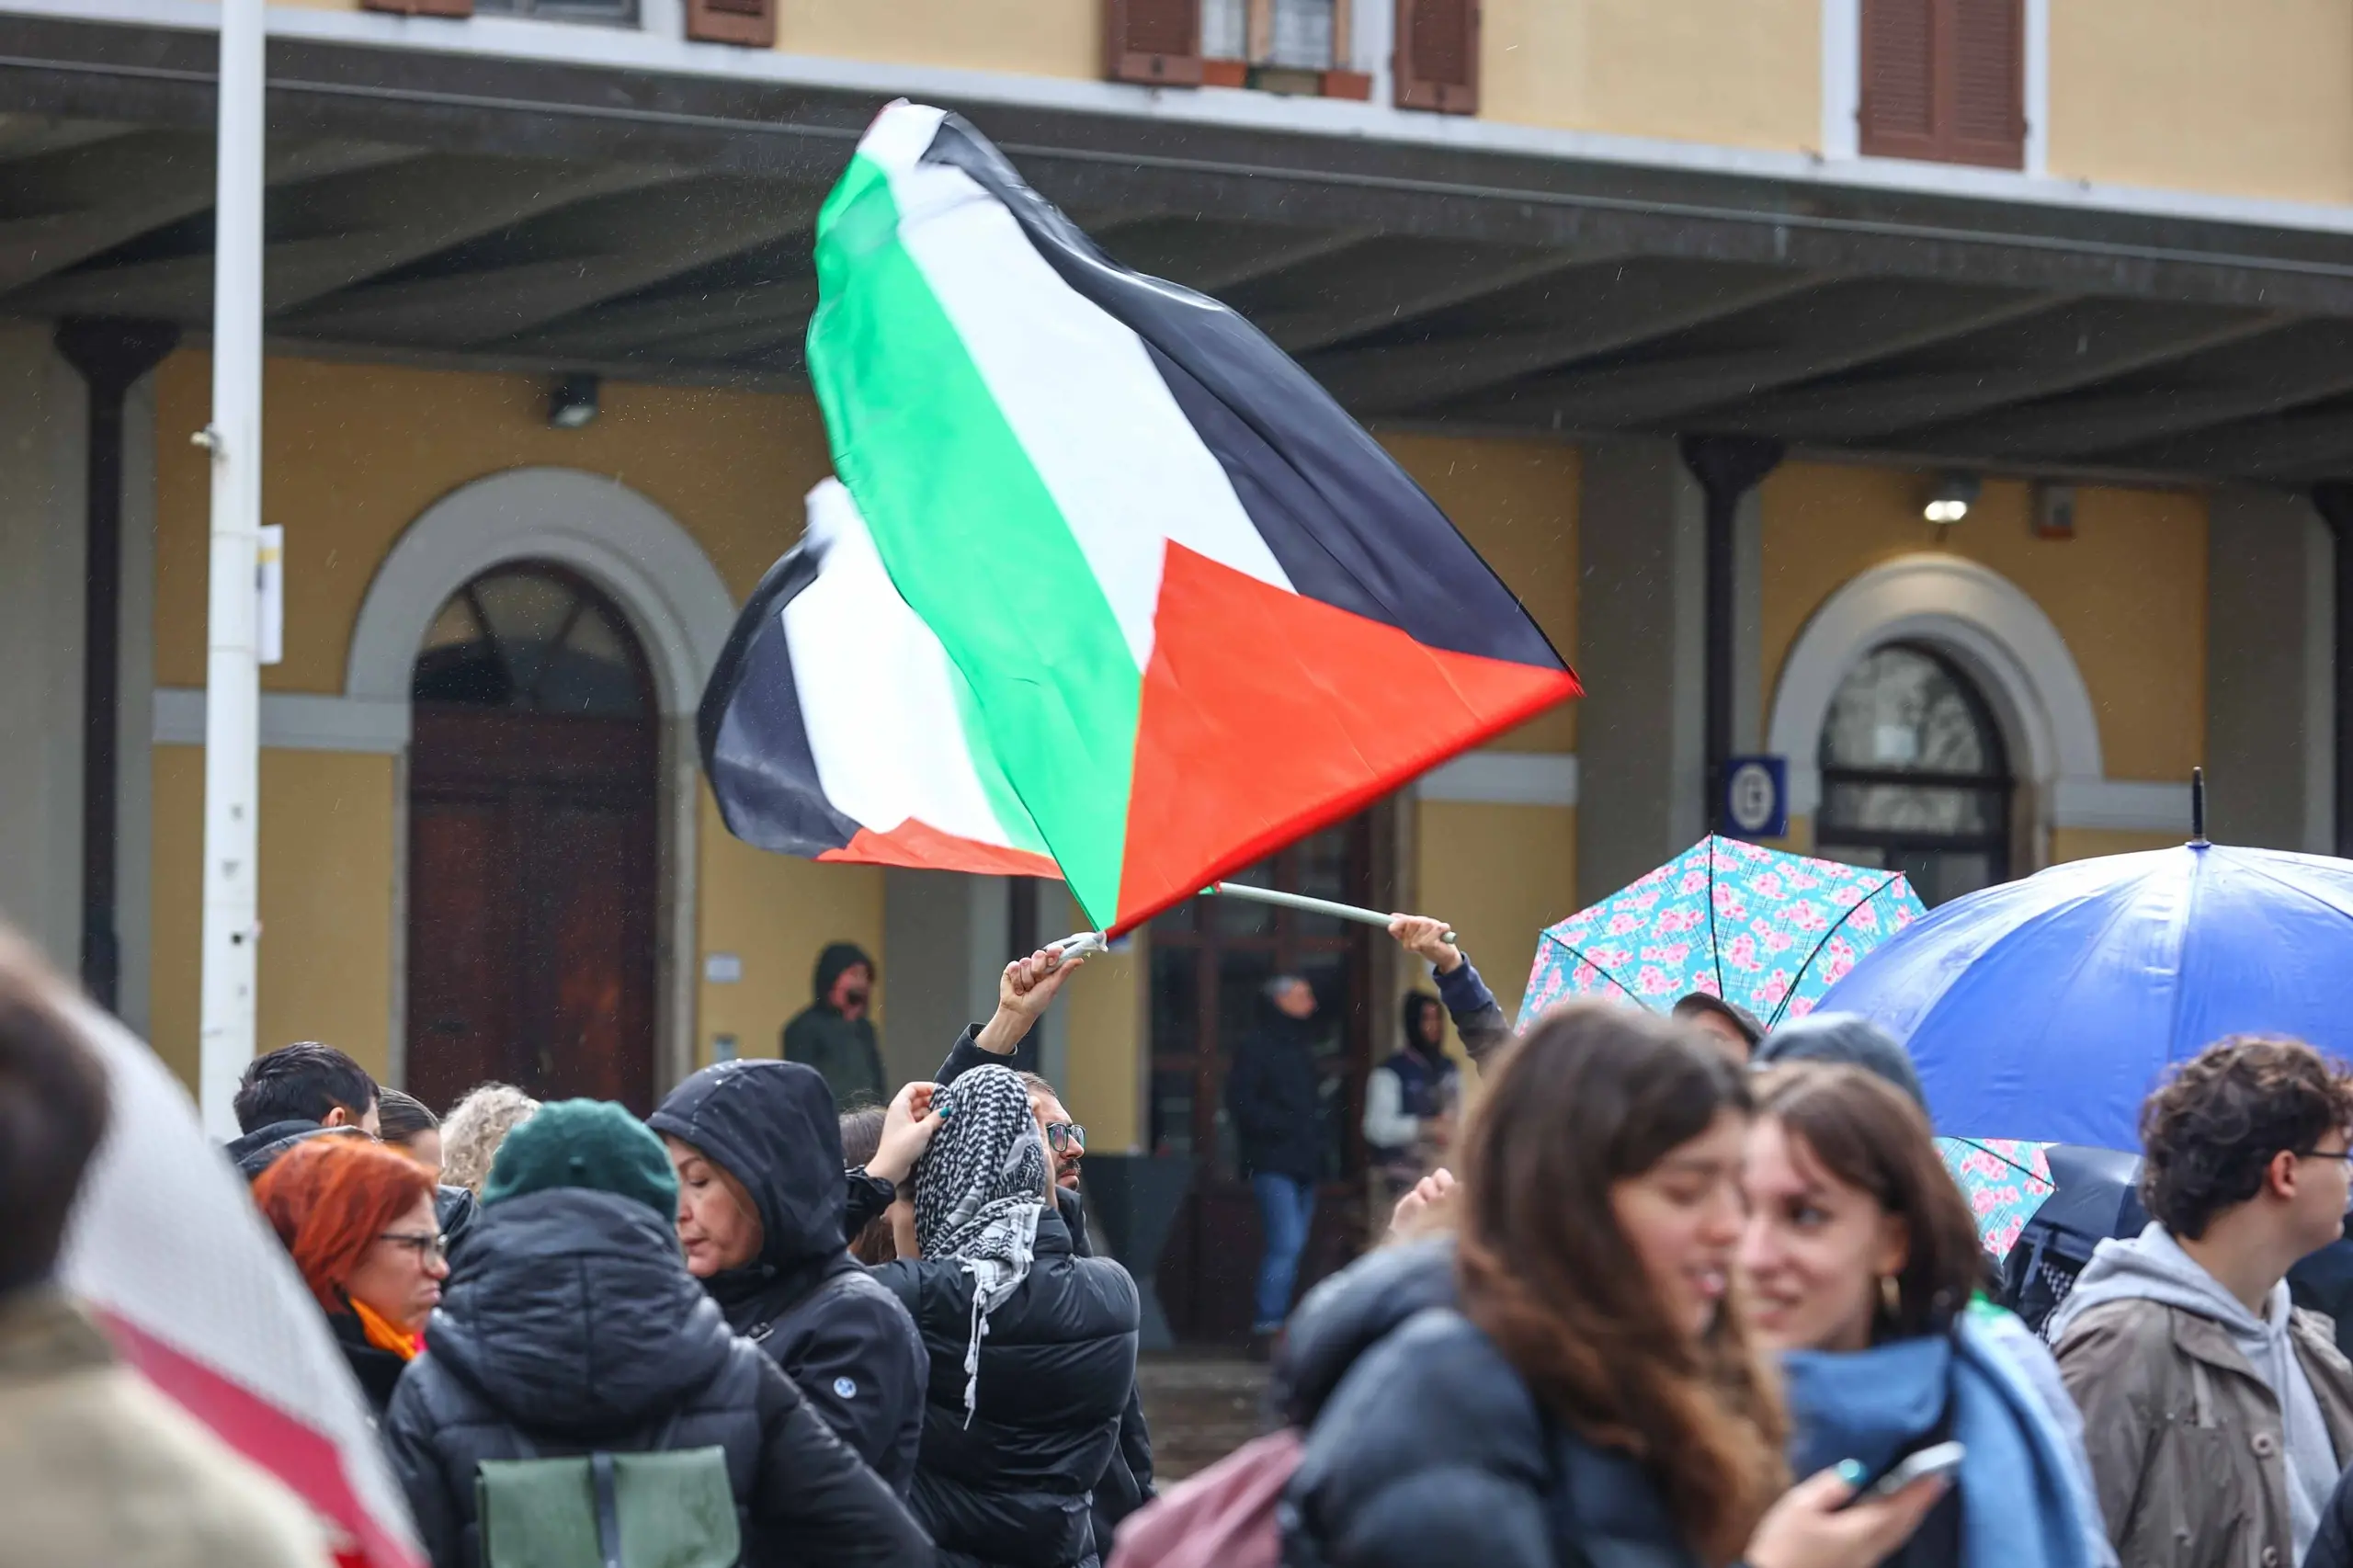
[
  {"xmin": 377, "ymin": 1231, "xmax": 448, "ymax": 1263},
  {"xmin": 1046, "ymin": 1121, "xmax": 1086, "ymax": 1156}
]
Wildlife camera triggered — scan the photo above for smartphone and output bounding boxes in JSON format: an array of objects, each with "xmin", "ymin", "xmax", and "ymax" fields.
[{"xmin": 1868, "ymin": 1440, "xmax": 1966, "ymax": 1499}]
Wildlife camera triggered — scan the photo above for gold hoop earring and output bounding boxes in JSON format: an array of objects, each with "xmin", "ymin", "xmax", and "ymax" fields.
[{"xmin": 1880, "ymin": 1274, "xmax": 1903, "ymax": 1320}]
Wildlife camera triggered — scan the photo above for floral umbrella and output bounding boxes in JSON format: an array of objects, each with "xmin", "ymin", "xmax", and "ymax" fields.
[
  {"xmin": 1518, "ymin": 835, "xmax": 1927, "ymax": 1030},
  {"xmin": 1935, "ymin": 1136, "xmax": 2058, "ymax": 1259}
]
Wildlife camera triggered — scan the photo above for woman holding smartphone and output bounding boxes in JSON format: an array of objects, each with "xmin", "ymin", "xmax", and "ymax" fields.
[
  {"xmin": 1279, "ymin": 1002, "xmax": 1944, "ymax": 1568},
  {"xmin": 1739, "ymin": 1062, "xmax": 2109, "ymax": 1568}
]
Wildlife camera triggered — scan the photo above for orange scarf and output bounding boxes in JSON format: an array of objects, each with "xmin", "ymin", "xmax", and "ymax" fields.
[{"xmin": 348, "ymin": 1296, "xmax": 422, "ymax": 1361}]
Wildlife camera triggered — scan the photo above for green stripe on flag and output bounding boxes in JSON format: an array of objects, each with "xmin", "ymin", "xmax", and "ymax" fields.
[{"xmin": 808, "ymin": 153, "xmax": 1140, "ymax": 924}]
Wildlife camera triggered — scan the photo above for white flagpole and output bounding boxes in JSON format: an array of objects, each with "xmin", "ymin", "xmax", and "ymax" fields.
[{"xmin": 197, "ymin": 0, "xmax": 266, "ymax": 1139}]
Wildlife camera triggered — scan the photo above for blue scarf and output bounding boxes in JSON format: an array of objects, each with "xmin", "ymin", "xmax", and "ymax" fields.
[{"xmin": 1780, "ymin": 1313, "xmax": 2095, "ymax": 1568}]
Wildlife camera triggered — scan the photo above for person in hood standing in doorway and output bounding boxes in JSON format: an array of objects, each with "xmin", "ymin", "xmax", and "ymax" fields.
[
  {"xmin": 1363, "ymin": 992, "xmax": 1458, "ymax": 1212},
  {"xmin": 650, "ymin": 1059, "xmax": 927, "ymax": 1494},
  {"xmin": 854, "ymin": 1066, "xmax": 1140, "ymax": 1568},
  {"xmin": 787, "ymin": 943, "xmax": 887, "ymax": 1108},
  {"xmin": 1226, "ymin": 975, "xmax": 1326, "ymax": 1349},
  {"xmin": 2050, "ymin": 1036, "xmax": 2353, "ymax": 1567},
  {"xmin": 383, "ymin": 1099, "xmax": 929, "ymax": 1568}
]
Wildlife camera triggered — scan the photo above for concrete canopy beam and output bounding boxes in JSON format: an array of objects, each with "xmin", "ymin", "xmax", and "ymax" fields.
[
  {"xmin": 1308, "ymin": 261, "xmax": 1826, "ymax": 415},
  {"xmin": 14, "ymin": 153, "xmax": 687, "ymax": 322},
  {"xmin": 280, "ymin": 176, "xmax": 822, "ymax": 349}
]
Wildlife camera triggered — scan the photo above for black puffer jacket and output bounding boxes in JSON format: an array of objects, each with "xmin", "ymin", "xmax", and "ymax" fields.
[
  {"xmin": 381, "ymin": 1187, "xmax": 929, "ymax": 1568},
  {"xmin": 1279, "ymin": 1240, "xmax": 1702, "ymax": 1568},
  {"xmin": 935, "ymin": 1027, "xmax": 1157, "ymax": 1553},
  {"xmin": 1226, "ymin": 1006, "xmax": 1325, "ymax": 1181},
  {"xmin": 649, "ymin": 1060, "xmax": 927, "ymax": 1494},
  {"xmin": 870, "ymin": 1202, "xmax": 1140, "ymax": 1568}
]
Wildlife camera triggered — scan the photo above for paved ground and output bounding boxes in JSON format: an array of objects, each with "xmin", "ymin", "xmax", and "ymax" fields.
[{"xmin": 1136, "ymin": 1353, "xmax": 1269, "ymax": 1481}]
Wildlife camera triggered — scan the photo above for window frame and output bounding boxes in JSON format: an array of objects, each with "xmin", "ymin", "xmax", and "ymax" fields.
[{"xmin": 1813, "ymin": 641, "xmax": 2016, "ymax": 902}]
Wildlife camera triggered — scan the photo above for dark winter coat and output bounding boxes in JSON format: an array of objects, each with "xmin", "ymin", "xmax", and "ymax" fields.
[
  {"xmin": 1432, "ymin": 957, "xmax": 1512, "ymax": 1070},
  {"xmin": 1225, "ymin": 1006, "xmax": 1325, "ymax": 1182},
  {"xmin": 863, "ymin": 1194, "xmax": 1141, "ymax": 1568},
  {"xmin": 935, "ymin": 1027, "xmax": 1157, "ymax": 1554},
  {"xmin": 2309, "ymin": 1464, "xmax": 2353, "ymax": 1568},
  {"xmin": 1279, "ymin": 1239, "xmax": 1702, "ymax": 1568},
  {"xmin": 784, "ymin": 943, "xmax": 888, "ymax": 1108},
  {"xmin": 327, "ymin": 1305, "xmax": 408, "ymax": 1419},
  {"xmin": 648, "ymin": 1059, "xmax": 928, "ymax": 1494},
  {"xmin": 223, "ymin": 1117, "xmax": 353, "ymax": 1179},
  {"xmin": 382, "ymin": 1187, "xmax": 929, "ymax": 1568}
]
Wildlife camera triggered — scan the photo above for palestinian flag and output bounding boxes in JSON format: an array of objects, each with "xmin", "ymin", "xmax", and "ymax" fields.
[{"xmin": 701, "ymin": 102, "xmax": 1581, "ymax": 934}]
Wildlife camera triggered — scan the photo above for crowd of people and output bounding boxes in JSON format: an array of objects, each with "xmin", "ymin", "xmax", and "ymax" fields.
[{"xmin": 9, "ymin": 908, "xmax": 2353, "ymax": 1568}]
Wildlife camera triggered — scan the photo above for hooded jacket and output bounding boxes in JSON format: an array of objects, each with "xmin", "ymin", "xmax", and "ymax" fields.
[
  {"xmin": 870, "ymin": 1202, "xmax": 1139, "ymax": 1568},
  {"xmin": 382, "ymin": 1187, "xmax": 930, "ymax": 1568},
  {"xmin": 1279, "ymin": 1238, "xmax": 1701, "ymax": 1568},
  {"xmin": 1363, "ymin": 996, "xmax": 1457, "ymax": 1175},
  {"xmin": 2050, "ymin": 1222, "xmax": 2353, "ymax": 1568},
  {"xmin": 649, "ymin": 1060, "xmax": 927, "ymax": 1494},
  {"xmin": 785, "ymin": 944, "xmax": 887, "ymax": 1108},
  {"xmin": 1224, "ymin": 999, "xmax": 1324, "ymax": 1182},
  {"xmin": 1752, "ymin": 1012, "xmax": 1928, "ymax": 1109}
]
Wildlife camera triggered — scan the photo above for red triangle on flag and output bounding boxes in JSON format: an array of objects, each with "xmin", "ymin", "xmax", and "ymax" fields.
[{"xmin": 1112, "ymin": 542, "xmax": 1580, "ymax": 934}]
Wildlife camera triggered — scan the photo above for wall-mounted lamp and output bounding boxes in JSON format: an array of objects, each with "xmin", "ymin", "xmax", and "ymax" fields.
[
  {"xmin": 1924, "ymin": 472, "xmax": 1980, "ymax": 525},
  {"xmin": 548, "ymin": 372, "xmax": 600, "ymax": 430}
]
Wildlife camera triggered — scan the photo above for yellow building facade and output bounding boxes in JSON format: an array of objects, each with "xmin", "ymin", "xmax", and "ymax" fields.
[{"xmin": 2, "ymin": 0, "xmax": 2345, "ymax": 1340}]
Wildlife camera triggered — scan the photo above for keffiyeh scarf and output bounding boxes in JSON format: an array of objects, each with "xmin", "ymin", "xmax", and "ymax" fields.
[{"xmin": 915, "ymin": 1066, "xmax": 1049, "ymax": 1424}]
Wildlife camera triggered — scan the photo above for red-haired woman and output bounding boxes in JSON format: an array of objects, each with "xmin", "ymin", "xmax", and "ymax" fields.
[{"xmin": 253, "ymin": 1135, "xmax": 447, "ymax": 1417}]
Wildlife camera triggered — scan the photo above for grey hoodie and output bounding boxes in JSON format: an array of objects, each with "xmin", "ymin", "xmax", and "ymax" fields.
[{"xmin": 2051, "ymin": 1222, "xmax": 2338, "ymax": 1557}]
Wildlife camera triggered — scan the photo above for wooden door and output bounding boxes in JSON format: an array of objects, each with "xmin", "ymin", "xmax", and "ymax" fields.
[
  {"xmin": 405, "ymin": 566, "xmax": 659, "ymax": 1116},
  {"xmin": 1147, "ymin": 815, "xmax": 1377, "ymax": 1344}
]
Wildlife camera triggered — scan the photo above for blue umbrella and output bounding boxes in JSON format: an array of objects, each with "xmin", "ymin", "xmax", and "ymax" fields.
[{"xmin": 1816, "ymin": 836, "xmax": 2353, "ymax": 1149}]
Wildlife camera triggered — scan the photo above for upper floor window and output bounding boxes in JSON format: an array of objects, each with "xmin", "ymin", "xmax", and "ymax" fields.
[
  {"xmin": 1861, "ymin": 0, "xmax": 2025, "ymax": 168},
  {"xmin": 1106, "ymin": 0, "xmax": 1470, "ymax": 112},
  {"xmin": 475, "ymin": 0, "xmax": 638, "ymax": 20},
  {"xmin": 366, "ymin": 0, "xmax": 776, "ymax": 47}
]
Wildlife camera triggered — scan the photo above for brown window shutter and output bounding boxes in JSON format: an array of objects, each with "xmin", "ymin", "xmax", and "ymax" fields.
[
  {"xmin": 688, "ymin": 0, "xmax": 776, "ymax": 48},
  {"xmin": 1394, "ymin": 0, "xmax": 1478, "ymax": 115},
  {"xmin": 360, "ymin": 0, "xmax": 472, "ymax": 16},
  {"xmin": 1104, "ymin": 0, "xmax": 1205, "ymax": 86},
  {"xmin": 1949, "ymin": 0, "xmax": 2025, "ymax": 167},
  {"xmin": 1859, "ymin": 0, "xmax": 1938, "ymax": 158}
]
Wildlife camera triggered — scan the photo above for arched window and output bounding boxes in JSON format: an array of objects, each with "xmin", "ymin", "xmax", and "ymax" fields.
[
  {"xmin": 412, "ymin": 564, "xmax": 649, "ymax": 717},
  {"xmin": 1815, "ymin": 643, "xmax": 2012, "ymax": 905}
]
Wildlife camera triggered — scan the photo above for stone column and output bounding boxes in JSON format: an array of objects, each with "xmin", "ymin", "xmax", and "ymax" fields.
[
  {"xmin": 1575, "ymin": 437, "xmax": 1709, "ymax": 904},
  {"xmin": 2208, "ymin": 487, "xmax": 2334, "ymax": 853}
]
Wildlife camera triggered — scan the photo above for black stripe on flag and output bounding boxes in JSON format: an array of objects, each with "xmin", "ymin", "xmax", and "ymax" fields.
[
  {"xmin": 919, "ymin": 113, "xmax": 1570, "ymax": 676},
  {"xmin": 697, "ymin": 542, "xmax": 865, "ymax": 859}
]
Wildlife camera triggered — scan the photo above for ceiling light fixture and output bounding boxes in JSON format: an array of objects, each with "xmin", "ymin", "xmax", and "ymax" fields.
[
  {"xmin": 1924, "ymin": 472, "xmax": 1980, "ymax": 525},
  {"xmin": 548, "ymin": 372, "xmax": 600, "ymax": 430}
]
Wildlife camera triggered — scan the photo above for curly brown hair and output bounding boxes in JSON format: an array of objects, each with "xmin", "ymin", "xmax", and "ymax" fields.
[
  {"xmin": 1756, "ymin": 1062, "xmax": 1988, "ymax": 1338},
  {"xmin": 2140, "ymin": 1036, "xmax": 2353, "ymax": 1240},
  {"xmin": 1455, "ymin": 1002, "xmax": 1787, "ymax": 1567}
]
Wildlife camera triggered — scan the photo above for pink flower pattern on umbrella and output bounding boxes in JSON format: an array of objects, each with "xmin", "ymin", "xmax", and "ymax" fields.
[
  {"xmin": 1935, "ymin": 1137, "xmax": 2056, "ymax": 1258},
  {"xmin": 1520, "ymin": 836, "xmax": 1926, "ymax": 1030}
]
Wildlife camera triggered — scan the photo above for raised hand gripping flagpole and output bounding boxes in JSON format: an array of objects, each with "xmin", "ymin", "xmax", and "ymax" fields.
[{"xmin": 1047, "ymin": 886, "xmax": 1452, "ymax": 959}]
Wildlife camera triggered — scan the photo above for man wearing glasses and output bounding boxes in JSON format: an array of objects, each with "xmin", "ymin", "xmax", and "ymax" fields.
[
  {"xmin": 2052, "ymin": 1036, "xmax": 2353, "ymax": 1568},
  {"xmin": 944, "ymin": 943, "xmax": 1151, "ymax": 1551}
]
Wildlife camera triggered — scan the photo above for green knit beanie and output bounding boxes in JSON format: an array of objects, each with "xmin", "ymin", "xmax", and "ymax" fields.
[{"xmin": 480, "ymin": 1099, "xmax": 678, "ymax": 1219}]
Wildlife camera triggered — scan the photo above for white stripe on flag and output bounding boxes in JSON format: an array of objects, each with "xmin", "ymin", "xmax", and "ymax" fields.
[
  {"xmin": 881, "ymin": 144, "xmax": 1293, "ymax": 675},
  {"xmin": 786, "ymin": 481, "xmax": 1039, "ymax": 850}
]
